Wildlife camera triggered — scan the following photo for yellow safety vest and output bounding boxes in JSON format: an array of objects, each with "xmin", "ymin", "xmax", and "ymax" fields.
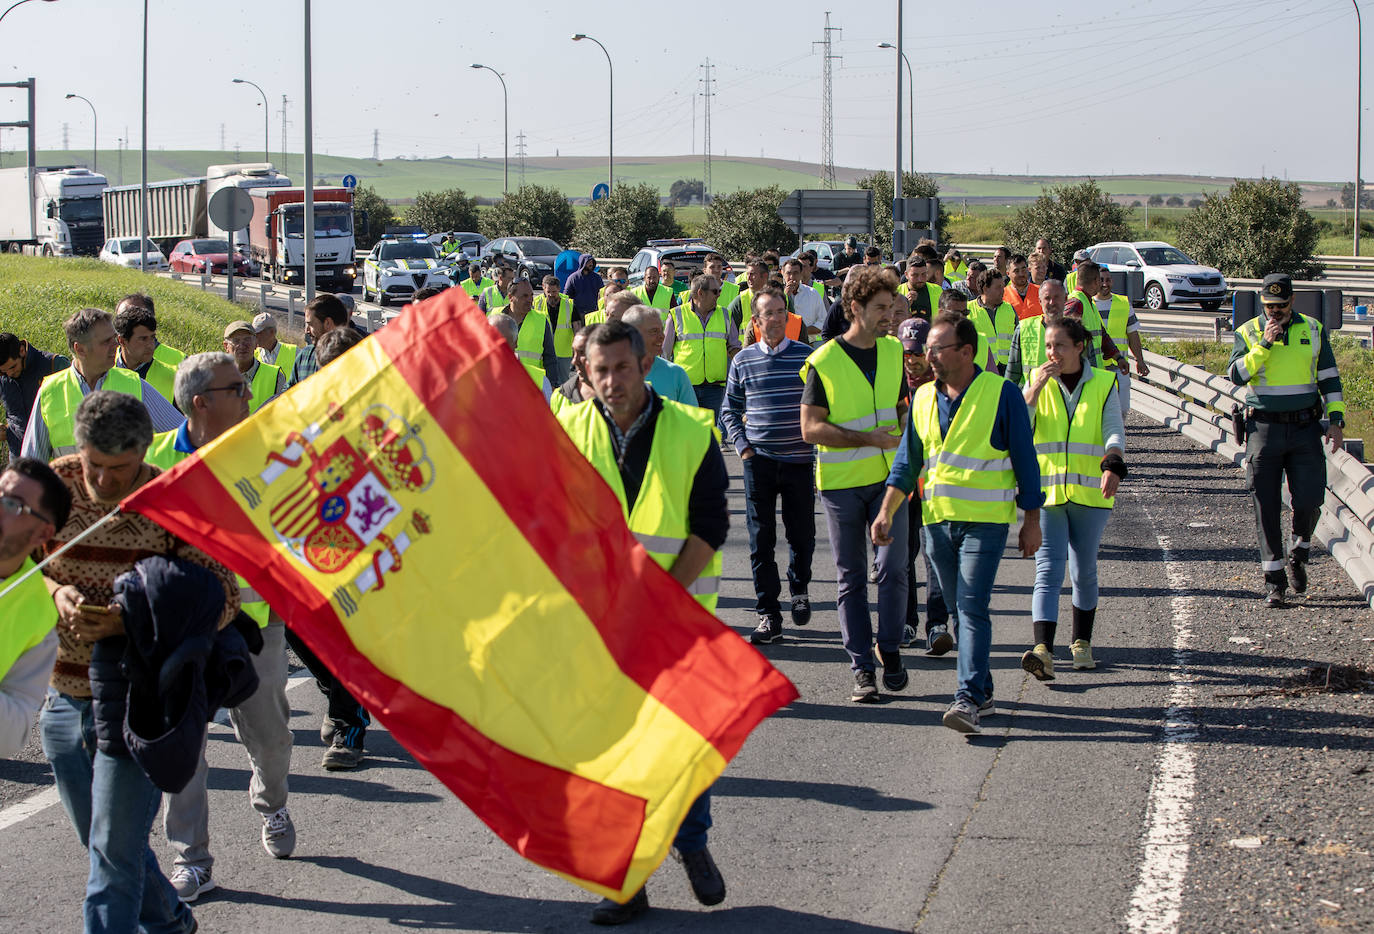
[
  {"xmin": 38, "ymin": 366, "xmax": 143, "ymax": 457},
  {"xmin": 462, "ymin": 276, "xmax": 493, "ymax": 298},
  {"xmin": 558, "ymin": 398, "xmax": 722, "ymax": 611},
  {"xmin": 145, "ymin": 428, "xmax": 269, "ymax": 626},
  {"xmin": 1068, "ymin": 290, "xmax": 1106, "ymax": 346},
  {"xmin": 1065, "ymin": 270, "xmax": 1077, "ymax": 294},
  {"xmin": 717, "ymin": 278, "xmax": 740, "ymax": 312},
  {"xmin": 671, "ymin": 304, "xmax": 729, "ymax": 385},
  {"xmin": 897, "ymin": 281, "xmax": 943, "ymax": 313},
  {"xmin": 256, "ymin": 342, "xmax": 297, "ymax": 378},
  {"xmin": 533, "ymin": 294, "xmax": 575, "ymax": 358},
  {"xmin": 129, "ymin": 356, "xmax": 177, "ymax": 404},
  {"xmin": 972, "ymin": 300, "xmax": 1017, "ymax": 367},
  {"xmin": 1101, "ymin": 294, "xmax": 1131, "ymax": 342},
  {"xmin": 912, "ymin": 371, "xmax": 1018, "ymax": 524},
  {"xmin": 631, "ymin": 283, "xmax": 673, "ymax": 310},
  {"xmin": 481, "ymin": 284, "xmax": 511, "ymax": 311},
  {"xmin": 800, "ymin": 336, "xmax": 903, "ymax": 491},
  {"xmin": 1235, "ymin": 314, "xmax": 1341, "ymax": 416},
  {"xmin": 735, "ymin": 288, "xmax": 758, "ymax": 330},
  {"xmin": 1016, "ymin": 317, "xmax": 1048, "ymax": 383},
  {"xmin": 490, "ymin": 310, "xmax": 549, "ymax": 387},
  {"xmin": 945, "ymin": 261, "xmax": 969, "ymax": 282},
  {"xmin": 1033, "ymin": 366, "xmax": 1116, "ymax": 509},
  {"xmin": 246, "ymin": 362, "xmax": 281, "ymax": 415},
  {"xmin": 153, "ymin": 342, "xmax": 185, "ymax": 367},
  {"xmin": 811, "ymin": 280, "xmax": 826, "ymax": 302},
  {"xmin": 0, "ymin": 557, "xmax": 57, "ymax": 682}
]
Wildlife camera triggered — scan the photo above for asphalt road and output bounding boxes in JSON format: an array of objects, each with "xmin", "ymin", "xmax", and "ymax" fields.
[{"xmin": 0, "ymin": 417, "xmax": 1369, "ymax": 933}]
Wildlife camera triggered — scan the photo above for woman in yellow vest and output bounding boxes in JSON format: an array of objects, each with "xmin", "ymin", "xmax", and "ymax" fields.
[{"xmin": 1020, "ymin": 317, "xmax": 1127, "ymax": 679}]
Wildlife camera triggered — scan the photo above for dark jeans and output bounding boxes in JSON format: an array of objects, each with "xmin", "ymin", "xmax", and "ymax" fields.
[
  {"xmin": 819, "ymin": 482, "xmax": 909, "ymax": 671},
  {"xmin": 285, "ymin": 626, "xmax": 370, "ymax": 747},
  {"xmin": 742, "ymin": 453, "xmax": 815, "ymax": 613},
  {"xmin": 673, "ymin": 790, "xmax": 712, "ymax": 854},
  {"xmin": 694, "ymin": 381, "xmax": 726, "ymax": 429},
  {"xmin": 906, "ymin": 498, "xmax": 949, "ymax": 632}
]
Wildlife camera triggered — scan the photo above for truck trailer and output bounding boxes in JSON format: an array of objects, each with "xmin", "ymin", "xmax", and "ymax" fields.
[
  {"xmin": 248, "ymin": 187, "xmax": 356, "ymax": 291},
  {"xmin": 0, "ymin": 165, "xmax": 108, "ymax": 256}
]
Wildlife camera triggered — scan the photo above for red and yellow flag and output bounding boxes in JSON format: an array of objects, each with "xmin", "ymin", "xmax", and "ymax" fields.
[{"xmin": 122, "ymin": 289, "xmax": 797, "ymax": 900}]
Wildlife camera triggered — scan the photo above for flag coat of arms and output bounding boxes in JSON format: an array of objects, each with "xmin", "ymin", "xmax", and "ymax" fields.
[{"xmin": 122, "ymin": 289, "xmax": 798, "ymax": 900}]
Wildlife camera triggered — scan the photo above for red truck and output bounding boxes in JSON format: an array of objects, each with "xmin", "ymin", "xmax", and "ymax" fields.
[{"xmin": 248, "ymin": 187, "xmax": 357, "ymax": 291}]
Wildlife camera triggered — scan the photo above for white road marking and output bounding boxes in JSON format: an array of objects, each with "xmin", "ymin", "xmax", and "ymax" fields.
[
  {"xmin": 0, "ymin": 669, "xmax": 316, "ymax": 832},
  {"xmin": 1124, "ymin": 519, "xmax": 1200, "ymax": 934}
]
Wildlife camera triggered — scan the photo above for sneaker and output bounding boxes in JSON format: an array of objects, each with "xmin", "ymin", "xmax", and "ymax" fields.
[
  {"xmin": 1070, "ymin": 639, "xmax": 1096, "ymax": 671},
  {"xmin": 261, "ymin": 806, "xmax": 296, "ymax": 859},
  {"xmin": 901, "ymin": 624, "xmax": 918, "ymax": 648},
  {"xmin": 851, "ymin": 669, "xmax": 881, "ymax": 703},
  {"xmin": 590, "ymin": 888, "xmax": 649, "ymax": 925},
  {"xmin": 1021, "ymin": 643, "xmax": 1055, "ymax": 681},
  {"xmin": 926, "ymin": 624, "xmax": 955, "ymax": 657},
  {"xmin": 170, "ymin": 865, "xmax": 215, "ymax": 903},
  {"xmin": 321, "ymin": 739, "xmax": 364, "ymax": 771},
  {"xmin": 675, "ymin": 846, "xmax": 726, "ymax": 906},
  {"xmin": 790, "ymin": 594, "xmax": 812, "ymax": 627},
  {"xmin": 868, "ymin": 557, "xmax": 879, "ymax": 584},
  {"xmin": 978, "ymin": 697, "xmax": 996, "ymax": 719},
  {"xmin": 875, "ymin": 647, "xmax": 909, "ymax": 692},
  {"xmin": 320, "ymin": 714, "xmax": 336, "ymax": 746},
  {"xmin": 749, "ymin": 612, "xmax": 783, "ymax": 645},
  {"xmin": 942, "ymin": 698, "xmax": 981, "ymax": 734},
  {"xmin": 1288, "ymin": 557, "xmax": 1308, "ymax": 595},
  {"xmin": 1264, "ymin": 583, "xmax": 1287, "ymax": 609}
]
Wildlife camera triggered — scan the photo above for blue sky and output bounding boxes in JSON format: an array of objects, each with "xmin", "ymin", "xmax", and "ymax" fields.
[{"xmin": 2, "ymin": 0, "xmax": 1364, "ymax": 181}]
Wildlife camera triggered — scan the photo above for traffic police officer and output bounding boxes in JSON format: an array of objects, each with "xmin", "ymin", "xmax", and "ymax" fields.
[{"xmin": 1227, "ymin": 273, "xmax": 1345, "ymax": 607}]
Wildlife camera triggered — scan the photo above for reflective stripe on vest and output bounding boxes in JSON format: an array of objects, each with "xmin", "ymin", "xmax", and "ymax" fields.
[
  {"xmin": 1033, "ymin": 366, "xmax": 1116, "ymax": 509},
  {"xmin": 0, "ymin": 556, "xmax": 57, "ymax": 683},
  {"xmin": 462, "ymin": 277, "xmax": 492, "ymax": 298},
  {"xmin": 247, "ymin": 362, "xmax": 281, "ymax": 415},
  {"xmin": 492, "ymin": 309, "xmax": 550, "ymax": 371},
  {"xmin": 913, "ymin": 370, "xmax": 1017, "ymax": 524},
  {"xmin": 1068, "ymin": 290, "xmax": 1106, "ymax": 345},
  {"xmin": 1103, "ymin": 294, "xmax": 1131, "ymax": 342},
  {"xmin": 533, "ymin": 294, "xmax": 575, "ymax": 357},
  {"xmin": 672, "ymin": 304, "xmax": 728, "ymax": 385},
  {"xmin": 558, "ymin": 398, "xmax": 722, "ymax": 612},
  {"xmin": 584, "ymin": 310, "xmax": 607, "ymax": 325},
  {"xmin": 1016, "ymin": 317, "xmax": 1048, "ymax": 383},
  {"xmin": 631, "ymin": 283, "xmax": 673, "ymax": 310},
  {"xmin": 256, "ymin": 342, "xmax": 297, "ymax": 377},
  {"xmin": 973, "ymin": 300, "xmax": 1017, "ymax": 366},
  {"xmin": 38, "ymin": 367, "xmax": 144, "ymax": 456},
  {"xmin": 800, "ymin": 336, "xmax": 903, "ymax": 491},
  {"xmin": 481, "ymin": 284, "xmax": 511, "ymax": 310},
  {"xmin": 1237, "ymin": 314, "xmax": 1324, "ymax": 405}
]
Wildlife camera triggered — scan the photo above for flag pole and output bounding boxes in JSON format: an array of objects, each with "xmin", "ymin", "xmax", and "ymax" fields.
[{"xmin": 0, "ymin": 508, "xmax": 122, "ymax": 603}]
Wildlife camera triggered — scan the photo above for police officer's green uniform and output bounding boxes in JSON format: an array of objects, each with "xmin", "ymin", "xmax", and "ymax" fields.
[{"xmin": 1226, "ymin": 274, "xmax": 1345, "ymax": 605}]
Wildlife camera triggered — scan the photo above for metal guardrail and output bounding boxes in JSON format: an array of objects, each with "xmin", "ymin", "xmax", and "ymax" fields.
[{"xmin": 1131, "ymin": 348, "xmax": 1374, "ymax": 607}]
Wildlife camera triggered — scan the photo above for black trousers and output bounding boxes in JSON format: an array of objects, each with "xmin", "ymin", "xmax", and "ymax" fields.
[
  {"xmin": 906, "ymin": 496, "xmax": 950, "ymax": 631},
  {"xmin": 284, "ymin": 626, "xmax": 370, "ymax": 746},
  {"xmin": 1245, "ymin": 417, "xmax": 1326, "ymax": 583},
  {"xmin": 741, "ymin": 453, "xmax": 816, "ymax": 613}
]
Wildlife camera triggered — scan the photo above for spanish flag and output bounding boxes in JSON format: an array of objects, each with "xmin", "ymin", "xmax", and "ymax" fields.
[{"xmin": 121, "ymin": 289, "xmax": 797, "ymax": 900}]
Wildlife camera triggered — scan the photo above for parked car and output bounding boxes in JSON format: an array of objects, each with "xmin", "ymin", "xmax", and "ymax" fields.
[
  {"xmin": 1086, "ymin": 240, "xmax": 1228, "ymax": 311},
  {"xmin": 479, "ymin": 236, "xmax": 561, "ymax": 282},
  {"xmin": 168, "ymin": 238, "xmax": 250, "ymax": 276},
  {"xmin": 626, "ymin": 238, "xmax": 721, "ymax": 288},
  {"xmin": 98, "ymin": 237, "xmax": 167, "ymax": 271},
  {"xmin": 361, "ymin": 236, "xmax": 450, "ymax": 306},
  {"xmin": 797, "ymin": 240, "xmax": 849, "ymax": 272}
]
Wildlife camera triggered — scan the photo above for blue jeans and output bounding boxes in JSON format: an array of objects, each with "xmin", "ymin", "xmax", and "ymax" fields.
[
  {"xmin": 741, "ymin": 454, "xmax": 815, "ymax": 613},
  {"xmin": 819, "ymin": 482, "xmax": 909, "ymax": 671},
  {"xmin": 693, "ymin": 381, "xmax": 725, "ymax": 428},
  {"xmin": 1032, "ymin": 502, "xmax": 1112, "ymax": 622},
  {"xmin": 906, "ymin": 498, "xmax": 949, "ymax": 633},
  {"xmin": 40, "ymin": 689, "xmax": 97, "ymax": 847},
  {"xmin": 673, "ymin": 790, "xmax": 712, "ymax": 855},
  {"xmin": 923, "ymin": 521, "xmax": 1008, "ymax": 705}
]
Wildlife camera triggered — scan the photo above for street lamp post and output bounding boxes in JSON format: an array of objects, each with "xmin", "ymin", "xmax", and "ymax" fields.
[
  {"xmin": 0, "ymin": 0, "xmax": 58, "ymax": 26},
  {"xmin": 572, "ymin": 34, "xmax": 613, "ymax": 192},
  {"xmin": 877, "ymin": 43, "xmax": 913, "ymax": 180},
  {"xmin": 64, "ymin": 93, "xmax": 96, "ymax": 172},
  {"xmin": 232, "ymin": 78, "xmax": 271, "ymax": 164},
  {"xmin": 1354, "ymin": 0, "xmax": 1364, "ymax": 256},
  {"xmin": 470, "ymin": 64, "xmax": 508, "ymax": 195},
  {"xmin": 140, "ymin": 0, "xmax": 148, "ymax": 273}
]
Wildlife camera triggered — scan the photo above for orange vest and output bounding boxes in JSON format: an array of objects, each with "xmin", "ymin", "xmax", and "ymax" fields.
[
  {"xmin": 1005, "ymin": 283, "xmax": 1043, "ymax": 320},
  {"xmin": 750, "ymin": 312, "xmax": 804, "ymax": 344}
]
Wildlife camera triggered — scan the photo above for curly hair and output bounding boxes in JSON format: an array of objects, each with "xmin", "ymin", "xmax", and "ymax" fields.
[{"xmin": 840, "ymin": 266, "xmax": 900, "ymax": 320}]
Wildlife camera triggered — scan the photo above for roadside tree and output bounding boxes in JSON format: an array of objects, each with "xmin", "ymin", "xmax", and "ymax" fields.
[
  {"xmin": 857, "ymin": 171, "xmax": 950, "ymax": 251},
  {"xmin": 699, "ymin": 186, "xmax": 797, "ymax": 257},
  {"xmin": 1175, "ymin": 177, "xmax": 1321, "ymax": 278},
  {"xmin": 572, "ymin": 183, "xmax": 682, "ymax": 258},
  {"xmin": 1002, "ymin": 180, "xmax": 1133, "ymax": 258},
  {"xmin": 403, "ymin": 188, "xmax": 480, "ymax": 235},
  {"xmin": 481, "ymin": 185, "xmax": 576, "ymax": 243},
  {"xmin": 352, "ymin": 184, "xmax": 395, "ymax": 250}
]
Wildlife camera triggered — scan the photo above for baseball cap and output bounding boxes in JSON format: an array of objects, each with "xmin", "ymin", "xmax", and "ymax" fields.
[
  {"xmin": 251, "ymin": 312, "xmax": 277, "ymax": 333},
  {"xmin": 1260, "ymin": 273, "xmax": 1293, "ymax": 304},
  {"xmin": 223, "ymin": 320, "xmax": 254, "ymax": 340},
  {"xmin": 1072, "ymin": 249, "xmax": 1091, "ymax": 263},
  {"xmin": 898, "ymin": 317, "xmax": 929, "ymax": 354}
]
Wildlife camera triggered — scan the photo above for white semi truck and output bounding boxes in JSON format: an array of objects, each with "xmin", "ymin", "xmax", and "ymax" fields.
[{"xmin": 0, "ymin": 165, "xmax": 108, "ymax": 256}]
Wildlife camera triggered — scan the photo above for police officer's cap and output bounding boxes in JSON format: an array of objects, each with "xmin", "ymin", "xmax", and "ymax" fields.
[{"xmin": 1259, "ymin": 273, "xmax": 1293, "ymax": 304}]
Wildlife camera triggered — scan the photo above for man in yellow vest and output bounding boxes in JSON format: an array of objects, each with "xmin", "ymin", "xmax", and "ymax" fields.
[
  {"xmin": 725, "ymin": 261, "xmax": 770, "ymax": 334},
  {"xmin": 117, "ymin": 294, "xmax": 185, "ymax": 369},
  {"xmin": 897, "ymin": 253, "xmax": 941, "ymax": 321},
  {"xmin": 871, "ymin": 312, "xmax": 1044, "ymax": 734},
  {"xmin": 558, "ymin": 319, "xmax": 729, "ymax": 925},
  {"xmin": 1065, "ymin": 261, "xmax": 1109, "ymax": 353},
  {"xmin": 534, "ymin": 275, "xmax": 576, "ymax": 383},
  {"xmin": 223, "ymin": 321, "xmax": 285, "ymax": 415},
  {"xmin": 972, "ymin": 268, "xmax": 1018, "ymax": 373},
  {"xmin": 0, "ymin": 457, "xmax": 69, "ymax": 758},
  {"xmin": 1091, "ymin": 265, "xmax": 1149, "ymax": 417},
  {"xmin": 143, "ymin": 351, "xmax": 298, "ymax": 895},
  {"xmin": 1007, "ymin": 279, "xmax": 1100, "ymax": 386},
  {"xmin": 113, "ymin": 304, "xmax": 178, "ymax": 403},
  {"xmin": 252, "ymin": 312, "xmax": 297, "ymax": 379},
  {"xmin": 21, "ymin": 308, "xmax": 182, "ymax": 462},
  {"xmin": 492, "ymin": 278, "xmax": 559, "ymax": 388},
  {"xmin": 702, "ymin": 253, "xmax": 739, "ymax": 312},
  {"xmin": 662, "ymin": 274, "xmax": 742, "ymax": 425},
  {"xmin": 630, "ymin": 264, "xmax": 674, "ymax": 310},
  {"xmin": 799, "ymin": 266, "xmax": 910, "ymax": 703},
  {"xmin": 1228, "ymin": 273, "xmax": 1346, "ymax": 608},
  {"xmin": 460, "ymin": 259, "xmax": 493, "ymax": 299},
  {"xmin": 477, "ymin": 262, "xmax": 515, "ymax": 312}
]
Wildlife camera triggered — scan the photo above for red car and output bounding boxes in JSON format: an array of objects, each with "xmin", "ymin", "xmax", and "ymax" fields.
[{"xmin": 168, "ymin": 238, "xmax": 251, "ymax": 276}]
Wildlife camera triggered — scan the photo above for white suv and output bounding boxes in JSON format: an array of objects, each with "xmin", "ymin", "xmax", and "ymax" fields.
[{"xmin": 1086, "ymin": 240, "xmax": 1227, "ymax": 312}]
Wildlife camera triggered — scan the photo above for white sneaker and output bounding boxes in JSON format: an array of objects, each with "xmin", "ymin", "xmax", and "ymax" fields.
[
  {"xmin": 170, "ymin": 864, "xmax": 215, "ymax": 903},
  {"xmin": 942, "ymin": 698, "xmax": 981, "ymax": 734},
  {"xmin": 261, "ymin": 805, "xmax": 296, "ymax": 859}
]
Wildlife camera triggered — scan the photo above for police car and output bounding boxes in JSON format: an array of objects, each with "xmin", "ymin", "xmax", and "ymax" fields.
[
  {"xmin": 626, "ymin": 238, "xmax": 720, "ymax": 289},
  {"xmin": 361, "ymin": 235, "xmax": 450, "ymax": 306}
]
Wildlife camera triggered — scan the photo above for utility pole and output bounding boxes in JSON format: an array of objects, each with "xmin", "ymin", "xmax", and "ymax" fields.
[
  {"xmin": 372, "ymin": 128, "xmax": 379, "ymax": 162},
  {"xmin": 699, "ymin": 59, "xmax": 714, "ymax": 204},
  {"xmin": 116, "ymin": 137, "xmax": 123, "ymax": 185},
  {"xmin": 515, "ymin": 129, "xmax": 527, "ymax": 189},
  {"xmin": 61, "ymin": 121, "xmax": 68, "ymax": 150},
  {"xmin": 279, "ymin": 95, "xmax": 289, "ymax": 176},
  {"xmin": 814, "ymin": 12, "xmax": 842, "ymax": 189},
  {"xmin": 220, "ymin": 123, "xmax": 226, "ymax": 150}
]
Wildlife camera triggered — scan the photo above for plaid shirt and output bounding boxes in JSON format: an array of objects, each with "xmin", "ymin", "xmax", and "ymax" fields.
[{"xmin": 289, "ymin": 341, "xmax": 319, "ymax": 387}]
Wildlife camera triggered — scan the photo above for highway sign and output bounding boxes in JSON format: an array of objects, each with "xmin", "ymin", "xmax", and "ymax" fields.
[
  {"xmin": 777, "ymin": 189, "xmax": 873, "ymax": 242},
  {"xmin": 341, "ymin": 174, "xmax": 358, "ymax": 190},
  {"xmin": 207, "ymin": 187, "xmax": 254, "ymax": 233},
  {"xmin": 592, "ymin": 183, "xmax": 610, "ymax": 201}
]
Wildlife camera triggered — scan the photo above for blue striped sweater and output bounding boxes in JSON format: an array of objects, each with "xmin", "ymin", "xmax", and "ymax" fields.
[{"xmin": 720, "ymin": 339, "xmax": 815, "ymax": 464}]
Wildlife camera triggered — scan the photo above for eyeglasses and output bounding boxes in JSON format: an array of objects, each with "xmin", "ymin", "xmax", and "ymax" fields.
[
  {"xmin": 611, "ymin": 279, "xmax": 627, "ymax": 285},
  {"xmin": 203, "ymin": 382, "xmax": 249, "ymax": 398},
  {"xmin": 1, "ymin": 494, "xmax": 52, "ymax": 526},
  {"xmin": 225, "ymin": 335, "xmax": 255, "ymax": 347},
  {"xmin": 926, "ymin": 342, "xmax": 963, "ymax": 356}
]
